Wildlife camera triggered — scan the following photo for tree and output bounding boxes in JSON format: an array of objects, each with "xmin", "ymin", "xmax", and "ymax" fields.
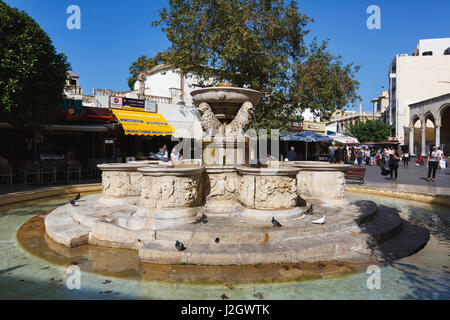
[
  {"xmin": 293, "ymin": 39, "xmax": 360, "ymax": 122},
  {"xmin": 132, "ymin": 0, "xmax": 360, "ymax": 130},
  {"xmin": 0, "ymin": 1, "xmax": 70, "ymax": 128},
  {"xmin": 347, "ymin": 120, "xmax": 391, "ymax": 143},
  {"xmin": 127, "ymin": 52, "xmax": 166, "ymax": 89}
]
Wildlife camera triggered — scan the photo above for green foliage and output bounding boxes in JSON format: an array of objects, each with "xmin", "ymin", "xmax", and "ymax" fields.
[
  {"xmin": 127, "ymin": 52, "xmax": 166, "ymax": 89},
  {"xmin": 131, "ymin": 0, "xmax": 360, "ymax": 130},
  {"xmin": 293, "ymin": 39, "xmax": 360, "ymax": 122},
  {"xmin": 0, "ymin": 1, "xmax": 70, "ymax": 128},
  {"xmin": 347, "ymin": 120, "xmax": 391, "ymax": 143}
]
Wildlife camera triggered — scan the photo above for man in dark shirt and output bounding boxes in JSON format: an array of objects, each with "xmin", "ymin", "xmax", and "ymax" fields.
[{"xmin": 287, "ymin": 146, "xmax": 297, "ymax": 161}]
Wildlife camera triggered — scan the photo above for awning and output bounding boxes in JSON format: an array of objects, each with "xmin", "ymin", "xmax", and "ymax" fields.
[
  {"xmin": 43, "ymin": 124, "xmax": 109, "ymax": 132},
  {"xmin": 112, "ymin": 109, "xmax": 174, "ymax": 136},
  {"xmin": 331, "ymin": 134, "xmax": 359, "ymax": 145}
]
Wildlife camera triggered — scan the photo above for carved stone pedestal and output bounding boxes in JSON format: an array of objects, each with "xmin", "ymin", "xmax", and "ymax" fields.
[
  {"xmin": 136, "ymin": 166, "xmax": 205, "ymax": 229},
  {"xmin": 236, "ymin": 166, "xmax": 304, "ymax": 222},
  {"xmin": 203, "ymin": 166, "xmax": 241, "ymax": 215},
  {"xmin": 291, "ymin": 162, "xmax": 349, "ymax": 200},
  {"xmin": 97, "ymin": 163, "xmax": 148, "ymax": 206}
]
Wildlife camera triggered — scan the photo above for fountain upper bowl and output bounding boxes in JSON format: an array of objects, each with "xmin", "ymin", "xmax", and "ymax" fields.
[{"xmin": 190, "ymin": 87, "xmax": 263, "ymax": 107}]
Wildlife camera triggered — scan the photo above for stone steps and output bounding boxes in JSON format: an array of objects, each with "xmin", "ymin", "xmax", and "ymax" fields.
[
  {"xmin": 370, "ymin": 220, "xmax": 430, "ymax": 262},
  {"xmin": 138, "ymin": 231, "xmax": 370, "ymax": 265},
  {"xmin": 358, "ymin": 205, "xmax": 403, "ymax": 244},
  {"xmin": 153, "ymin": 214, "xmax": 363, "ymax": 245},
  {"xmin": 45, "ymin": 205, "xmax": 90, "ymax": 247}
]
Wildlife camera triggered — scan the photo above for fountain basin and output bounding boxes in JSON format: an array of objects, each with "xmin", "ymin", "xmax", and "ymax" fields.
[
  {"xmin": 133, "ymin": 166, "xmax": 205, "ymax": 229},
  {"xmin": 191, "ymin": 87, "xmax": 263, "ymax": 120},
  {"xmin": 269, "ymin": 161, "xmax": 350, "ymax": 200},
  {"xmin": 236, "ymin": 166, "xmax": 304, "ymax": 221},
  {"xmin": 97, "ymin": 162, "xmax": 153, "ymax": 206}
]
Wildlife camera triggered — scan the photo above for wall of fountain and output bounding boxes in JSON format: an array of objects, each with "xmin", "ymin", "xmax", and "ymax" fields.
[
  {"xmin": 42, "ymin": 86, "xmax": 430, "ymax": 266},
  {"xmin": 94, "ymin": 159, "xmax": 350, "ymax": 227}
]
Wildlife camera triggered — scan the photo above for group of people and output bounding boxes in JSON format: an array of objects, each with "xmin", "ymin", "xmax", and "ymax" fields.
[
  {"xmin": 350, "ymin": 145, "xmax": 446, "ymax": 183},
  {"xmin": 149, "ymin": 144, "xmax": 183, "ymax": 162}
]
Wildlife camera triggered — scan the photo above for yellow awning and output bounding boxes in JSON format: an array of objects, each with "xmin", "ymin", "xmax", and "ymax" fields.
[{"xmin": 112, "ymin": 109, "xmax": 174, "ymax": 136}]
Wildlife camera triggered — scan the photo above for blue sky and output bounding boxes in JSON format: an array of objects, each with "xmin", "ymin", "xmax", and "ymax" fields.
[{"xmin": 4, "ymin": 0, "xmax": 450, "ymax": 112}]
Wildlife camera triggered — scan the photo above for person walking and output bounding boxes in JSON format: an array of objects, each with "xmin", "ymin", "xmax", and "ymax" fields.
[
  {"xmin": 370, "ymin": 148, "xmax": 376, "ymax": 166},
  {"xmin": 427, "ymin": 146, "xmax": 441, "ymax": 182},
  {"xmin": 437, "ymin": 147, "xmax": 444, "ymax": 170},
  {"xmin": 365, "ymin": 149, "xmax": 371, "ymax": 166},
  {"xmin": 402, "ymin": 151, "xmax": 409, "ymax": 166},
  {"xmin": 357, "ymin": 148, "xmax": 363, "ymax": 166},
  {"xmin": 389, "ymin": 148, "xmax": 400, "ymax": 181}
]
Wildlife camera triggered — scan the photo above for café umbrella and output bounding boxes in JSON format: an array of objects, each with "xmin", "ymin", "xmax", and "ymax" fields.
[{"xmin": 281, "ymin": 131, "xmax": 333, "ymax": 161}]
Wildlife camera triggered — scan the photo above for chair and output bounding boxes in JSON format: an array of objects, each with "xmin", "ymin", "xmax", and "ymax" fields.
[
  {"xmin": 67, "ymin": 161, "xmax": 82, "ymax": 183},
  {"xmin": 0, "ymin": 164, "xmax": 14, "ymax": 184},
  {"xmin": 40, "ymin": 161, "xmax": 57, "ymax": 183},
  {"xmin": 24, "ymin": 161, "xmax": 41, "ymax": 184}
]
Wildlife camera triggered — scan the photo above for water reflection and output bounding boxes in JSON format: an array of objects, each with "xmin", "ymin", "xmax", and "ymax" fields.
[{"xmin": 0, "ymin": 193, "xmax": 448, "ymax": 299}]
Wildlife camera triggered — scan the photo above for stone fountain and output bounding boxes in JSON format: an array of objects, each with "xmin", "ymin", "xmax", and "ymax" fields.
[
  {"xmin": 191, "ymin": 86, "xmax": 264, "ymax": 166},
  {"xmin": 44, "ymin": 87, "xmax": 429, "ymax": 266}
]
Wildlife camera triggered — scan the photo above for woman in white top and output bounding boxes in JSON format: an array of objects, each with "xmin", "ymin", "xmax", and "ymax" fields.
[
  {"xmin": 427, "ymin": 146, "xmax": 440, "ymax": 182},
  {"xmin": 170, "ymin": 148, "xmax": 183, "ymax": 162},
  {"xmin": 402, "ymin": 152, "xmax": 409, "ymax": 166}
]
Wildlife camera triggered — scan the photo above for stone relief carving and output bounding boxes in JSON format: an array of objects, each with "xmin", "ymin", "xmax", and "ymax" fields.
[
  {"xmin": 102, "ymin": 171, "xmax": 143, "ymax": 197},
  {"xmin": 204, "ymin": 173, "xmax": 238, "ymax": 201},
  {"xmin": 297, "ymin": 171, "xmax": 346, "ymax": 199},
  {"xmin": 198, "ymin": 102, "xmax": 223, "ymax": 141},
  {"xmin": 255, "ymin": 176, "xmax": 297, "ymax": 210},
  {"xmin": 239, "ymin": 175, "xmax": 255, "ymax": 208},
  {"xmin": 198, "ymin": 101, "xmax": 254, "ymax": 141},
  {"xmin": 140, "ymin": 175, "xmax": 202, "ymax": 209}
]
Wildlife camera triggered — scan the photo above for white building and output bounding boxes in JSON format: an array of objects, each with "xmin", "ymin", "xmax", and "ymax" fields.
[
  {"xmin": 134, "ymin": 65, "xmax": 216, "ymax": 105},
  {"xmin": 384, "ymin": 38, "xmax": 450, "ymax": 153},
  {"xmin": 134, "ymin": 64, "xmax": 319, "ymax": 122}
]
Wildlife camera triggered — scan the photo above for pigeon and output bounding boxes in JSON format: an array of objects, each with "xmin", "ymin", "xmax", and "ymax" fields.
[
  {"xmin": 272, "ymin": 217, "xmax": 282, "ymax": 228},
  {"xmin": 193, "ymin": 214, "xmax": 208, "ymax": 224},
  {"xmin": 175, "ymin": 240, "xmax": 186, "ymax": 251},
  {"xmin": 69, "ymin": 199, "xmax": 76, "ymax": 206},
  {"xmin": 312, "ymin": 215, "xmax": 326, "ymax": 225},
  {"xmin": 74, "ymin": 193, "xmax": 81, "ymax": 201},
  {"xmin": 305, "ymin": 204, "xmax": 314, "ymax": 215}
]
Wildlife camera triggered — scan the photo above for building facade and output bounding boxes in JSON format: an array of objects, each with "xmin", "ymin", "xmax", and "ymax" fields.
[
  {"xmin": 384, "ymin": 38, "xmax": 450, "ymax": 150},
  {"xmin": 328, "ymin": 105, "xmax": 381, "ymax": 135},
  {"xmin": 371, "ymin": 90, "xmax": 389, "ymax": 120},
  {"xmin": 408, "ymin": 93, "xmax": 450, "ymax": 155}
]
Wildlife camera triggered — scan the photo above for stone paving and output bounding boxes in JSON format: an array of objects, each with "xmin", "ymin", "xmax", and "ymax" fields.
[{"xmin": 346, "ymin": 164, "xmax": 450, "ymax": 195}]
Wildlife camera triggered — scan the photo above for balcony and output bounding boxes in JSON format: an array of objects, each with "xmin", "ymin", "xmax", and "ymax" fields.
[{"xmin": 65, "ymin": 85, "xmax": 83, "ymax": 96}]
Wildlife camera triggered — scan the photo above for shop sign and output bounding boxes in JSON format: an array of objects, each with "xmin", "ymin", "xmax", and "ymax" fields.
[
  {"xmin": 303, "ymin": 121, "xmax": 326, "ymax": 135},
  {"xmin": 145, "ymin": 100, "xmax": 157, "ymax": 113},
  {"xmin": 123, "ymin": 98, "xmax": 145, "ymax": 111},
  {"xmin": 110, "ymin": 96, "xmax": 123, "ymax": 109}
]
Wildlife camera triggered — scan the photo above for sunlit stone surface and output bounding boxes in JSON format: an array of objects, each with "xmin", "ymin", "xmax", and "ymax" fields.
[{"xmin": 43, "ymin": 86, "xmax": 429, "ymax": 266}]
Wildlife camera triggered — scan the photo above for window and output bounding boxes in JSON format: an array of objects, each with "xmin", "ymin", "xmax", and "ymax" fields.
[
  {"xmin": 70, "ymin": 79, "xmax": 77, "ymax": 86},
  {"xmin": 444, "ymin": 47, "xmax": 450, "ymax": 55},
  {"xmin": 422, "ymin": 51, "xmax": 433, "ymax": 56}
]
